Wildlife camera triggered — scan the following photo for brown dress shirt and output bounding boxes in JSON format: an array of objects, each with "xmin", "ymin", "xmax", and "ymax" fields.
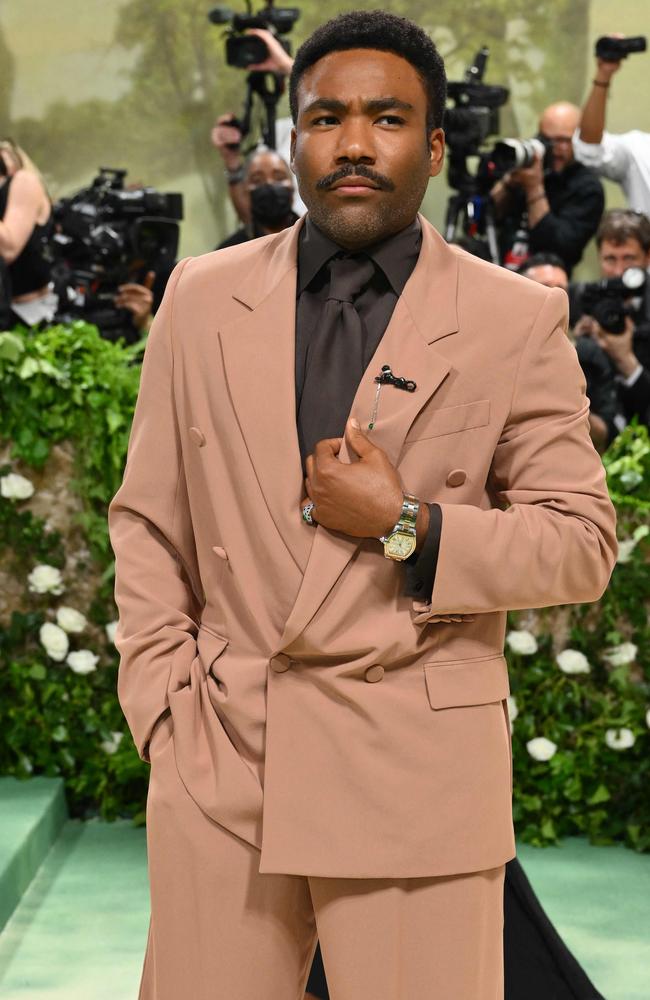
[{"xmin": 295, "ymin": 215, "xmax": 442, "ymax": 601}]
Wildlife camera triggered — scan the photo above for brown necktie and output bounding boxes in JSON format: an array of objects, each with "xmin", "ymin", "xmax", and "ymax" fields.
[{"xmin": 298, "ymin": 253, "xmax": 376, "ymax": 463}]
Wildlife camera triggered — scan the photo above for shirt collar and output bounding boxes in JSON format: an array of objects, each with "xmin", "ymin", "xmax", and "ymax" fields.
[{"xmin": 297, "ymin": 215, "xmax": 422, "ymax": 296}]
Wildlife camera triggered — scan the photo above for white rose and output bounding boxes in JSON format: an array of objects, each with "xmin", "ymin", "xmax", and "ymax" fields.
[
  {"xmin": 66, "ymin": 649, "xmax": 99, "ymax": 675},
  {"xmin": 105, "ymin": 620, "xmax": 118, "ymax": 644},
  {"xmin": 56, "ymin": 606, "xmax": 87, "ymax": 634},
  {"xmin": 605, "ymin": 728, "xmax": 635, "ymax": 751},
  {"xmin": 39, "ymin": 622, "xmax": 69, "ymax": 662},
  {"xmin": 526, "ymin": 737, "xmax": 557, "ymax": 761},
  {"xmin": 506, "ymin": 630, "xmax": 538, "ymax": 655},
  {"xmin": 646, "ymin": 708, "xmax": 650, "ymax": 730},
  {"xmin": 28, "ymin": 564, "xmax": 65, "ymax": 595},
  {"xmin": 556, "ymin": 649, "xmax": 590, "ymax": 675},
  {"xmin": 602, "ymin": 642, "xmax": 637, "ymax": 667},
  {"xmin": 507, "ymin": 695, "xmax": 519, "ymax": 723},
  {"xmin": 1, "ymin": 472, "xmax": 35, "ymax": 500},
  {"xmin": 100, "ymin": 731, "xmax": 124, "ymax": 755}
]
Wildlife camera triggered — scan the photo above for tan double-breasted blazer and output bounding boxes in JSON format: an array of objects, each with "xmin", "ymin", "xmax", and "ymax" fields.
[{"xmin": 108, "ymin": 214, "xmax": 617, "ymax": 878}]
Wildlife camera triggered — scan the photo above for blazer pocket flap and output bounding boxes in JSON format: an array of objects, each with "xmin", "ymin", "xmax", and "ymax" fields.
[
  {"xmin": 424, "ymin": 654, "xmax": 509, "ymax": 709},
  {"xmin": 406, "ymin": 399, "xmax": 490, "ymax": 442},
  {"xmin": 197, "ymin": 625, "xmax": 229, "ymax": 673}
]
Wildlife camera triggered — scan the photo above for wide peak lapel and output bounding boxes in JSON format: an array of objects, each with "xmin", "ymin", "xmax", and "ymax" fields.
[
  {"xmin": 218, "ymin": 221, "xmax": 313, "ymax": 573},
  {"xmin": 278, "ymin": 217, "xmax": 459, "ymax": 650}
]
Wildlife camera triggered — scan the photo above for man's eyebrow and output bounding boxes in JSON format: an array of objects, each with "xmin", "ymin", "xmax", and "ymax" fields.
[{"xmin": 301, "ymin": 96, "xmax": 414, "ymax": 116}]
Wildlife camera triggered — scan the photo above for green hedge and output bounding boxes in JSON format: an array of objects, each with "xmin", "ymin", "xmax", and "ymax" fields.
[{"xmin": 1, "ymin": 322, "xmax": 648, "ymax": 844}]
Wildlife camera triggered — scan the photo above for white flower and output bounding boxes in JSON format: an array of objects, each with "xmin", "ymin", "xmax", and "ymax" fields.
[
  {"xmin": 20, "ymin": 755, "xmax": 34, "ymax": 774},
  {"xmin": 100, "ymin": 731, "xmax": 124, "ymax": 755},
  {"xmin": 56, "ymin": 606, "xmax": 87, "ymax": 634},
  {"xmin": 646, "ymin": 708, "xmax": 650, "ymax": 730},
  {"xmin": 556, "ymin": 649, "xmax": 590, "ymax": 675},
  {"xmin": 526, "ymin": 737, "xmax": 557, "ymax": 761},
  {"xmin": 602, "ymin": 642, "xmax": 637, "ymax": 667},
  {"xmin": 507, "ymin": 695, "xmax": 519, "ymax": 727},
  {"xmin": 605, "ymin": 727, "xmax": 635, "ymax": 751},
  {"xmin": 1, "ymin": 472, "xmax": 35, "ymax": 500},
  {"xmin": 28, "ymin": 564, "xmax": 65, "ymax": 595},
  {"xmin": 616, "ymin": 525, "xmax": 649, "ymax": 564},
  {"xmin": 105, "ymin": 620, "xmax": 118, "ymax": 644},
  {"xmin": 39, "ymin": 622, "xmax": 69, "ymax": 662},
  {"xmin": 66, "ymin": 649, "xmax": 99, "ymax": 675},
  {"xmin": 506, "ymin": 630, "xmax": 538, "ymax": 655}
]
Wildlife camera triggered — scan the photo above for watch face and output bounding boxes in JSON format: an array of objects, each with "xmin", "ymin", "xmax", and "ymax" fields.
[{"xmin": 387, "ymin": 532, "xmax": 416, "ymax": 560}]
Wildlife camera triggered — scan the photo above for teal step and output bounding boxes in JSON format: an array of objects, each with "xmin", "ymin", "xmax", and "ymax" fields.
[{"xmin": 0, "ymin": 777, "xmax": 68, "ymax": 933}]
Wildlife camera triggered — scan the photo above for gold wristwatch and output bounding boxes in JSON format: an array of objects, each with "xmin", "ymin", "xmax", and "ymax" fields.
[{"xmin": 379, "ymin": 493, "xmax": 420, "ymax": 561}]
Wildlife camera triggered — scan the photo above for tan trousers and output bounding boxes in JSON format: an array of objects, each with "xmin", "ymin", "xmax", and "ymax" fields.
[{"xmin": 140, "ymin": 718, "xmax": 505, "ymax": 1000}]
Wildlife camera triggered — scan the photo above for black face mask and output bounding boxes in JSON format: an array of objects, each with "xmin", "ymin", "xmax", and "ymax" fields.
[{"xmin": 250, "ymin": 183, "xmax": 293, "ymax": 225}]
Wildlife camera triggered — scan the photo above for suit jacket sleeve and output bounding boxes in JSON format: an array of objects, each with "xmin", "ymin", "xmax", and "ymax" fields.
[
  {"xmin": 108, "ymin": 257, "xmax": 203, "ymax": 762},
  {"xmin": 412, "ymin": 287, "xmax": 618, "ymax": 624}
]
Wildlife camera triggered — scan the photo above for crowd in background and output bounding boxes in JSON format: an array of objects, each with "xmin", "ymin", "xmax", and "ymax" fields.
[{"xmin": 1, "ymin": 30, "xmax": 649, "ymax": 455}]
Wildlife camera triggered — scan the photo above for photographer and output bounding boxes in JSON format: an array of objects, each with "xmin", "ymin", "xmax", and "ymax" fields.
[
  {"xmin": 211, "ymin": 28, "xmax": 305, "ymax": 226},
  {"xmin": 216, "ymin": 146, "xmax": 298, "ymax": 248},
  {"xmin": 572, "ymin": 209, "xmax": 650, "ymax": 432},
  {"xmin": 490, "ymin": 103, "xmax": 604, "ymax": 275},
  {"xmin": 0, "ymin": 138, "xmax": 57, "ymax": 326},
  {"xmin": 519, "ymin": 253, "xmax": 622, "ymax": 452},
  {"xmin": 574, "ymin": 35, "xmax": 650, "ymax": 215}
]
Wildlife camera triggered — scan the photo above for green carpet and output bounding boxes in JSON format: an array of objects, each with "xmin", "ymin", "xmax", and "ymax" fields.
[{"xmin": 0, "ymin": 814, "xmax": 647, "ymax": 998}]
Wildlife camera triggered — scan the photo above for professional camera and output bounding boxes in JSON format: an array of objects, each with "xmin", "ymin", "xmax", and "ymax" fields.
[
  {"xmin": 578, "ymin": 267, "xmax": 646, "ymax": 335},
  {"xmin": 595, "ymin": 35, "xmax": 647, "ymax": 61},
  {"xmin": 208, "ymin": 1, "xmax": 299, "ymax": 69},
  {"xmin": 488, "ymin": 135, "xmax": 553, "ymax": 175},
  {"xmin": 51, "ymin": 167, "xmax": 183, "ymax": 334}
]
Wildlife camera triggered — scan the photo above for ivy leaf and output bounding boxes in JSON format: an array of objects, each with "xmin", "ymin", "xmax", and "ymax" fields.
[{"xmin": 587, "ymin": 784, "xmax": 611, "ymax": 805}]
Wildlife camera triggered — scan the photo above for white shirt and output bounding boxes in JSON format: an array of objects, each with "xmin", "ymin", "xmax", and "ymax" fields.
[{"xmin": 573, "ymin": 129, "xmax": 650, "ymax": 216}]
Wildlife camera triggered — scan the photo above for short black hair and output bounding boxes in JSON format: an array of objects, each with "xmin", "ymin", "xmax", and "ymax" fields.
[
  {"xmin": 289, "ymin": 11, "xmax": 447, "ymax": 134},
  {"xmin": 518, "ymin": 252, "xmax": 568, "ymax": 276}
]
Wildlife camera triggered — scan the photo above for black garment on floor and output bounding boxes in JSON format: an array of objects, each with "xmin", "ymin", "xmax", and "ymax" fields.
[{"xmin": 305, "ymin": 859, "xmax": 607, "ymax": 1000}]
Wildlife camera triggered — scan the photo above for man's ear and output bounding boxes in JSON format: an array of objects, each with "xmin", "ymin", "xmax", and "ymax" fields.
[
  {"xmin": 290, "ymin": 127, "xmax": 297, "ymax": 174},
  {"xmin": 429, "ymin": 127, "xmax": 445, "ymax": 179}
]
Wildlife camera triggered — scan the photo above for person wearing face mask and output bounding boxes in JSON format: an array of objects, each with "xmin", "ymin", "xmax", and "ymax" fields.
[{"xmin": 216, "ymin": 147, "xmax": 299, "ymax": 250}]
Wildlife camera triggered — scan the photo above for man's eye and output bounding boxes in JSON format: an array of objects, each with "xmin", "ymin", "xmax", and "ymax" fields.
[
  {"xmin": 376, "ymin": 115, "xmax": 405, "ymax": 125},
  {"xmin": 312, "ymin": 115, "xmax": 339, "ymax": 126}
]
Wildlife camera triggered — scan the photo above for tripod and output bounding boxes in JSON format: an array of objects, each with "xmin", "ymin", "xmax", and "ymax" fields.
[
  {"xmin": 239, "ymin": 69, "xmax": 284, "ymax": 150},
  {"xmin": 444, "ymin": 189, "xmax": 500, "ymax": 263}
]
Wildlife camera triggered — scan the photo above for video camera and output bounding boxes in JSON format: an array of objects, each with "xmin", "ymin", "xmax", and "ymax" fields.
[
  {"xmin": 595, "ymin": 35, "xmax": 647, "ymax": 62},
  {"xmin": 51, "ymin": 167, "xmax": 183, "ymax": 334},
  {"xmin": 208, "ymin": 1, "xmax": 300, "ymax": 150},
  {"xmin": 208, "ymin": 1, "xmax": 299, "ymax": 69},
  {"xmin": 578, "ymin": 267, "xmax": 646, "ymax": 335}
]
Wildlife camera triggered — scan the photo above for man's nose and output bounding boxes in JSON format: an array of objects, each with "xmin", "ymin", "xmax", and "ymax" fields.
[{"xmin": 334, "ymin": 118, "xmax": 376, "ymax": 163}]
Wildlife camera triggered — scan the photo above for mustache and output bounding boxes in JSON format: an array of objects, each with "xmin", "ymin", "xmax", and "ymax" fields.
[{"xmin": 316, "ymin": 164, "xmax": 395, "ymax": 192}]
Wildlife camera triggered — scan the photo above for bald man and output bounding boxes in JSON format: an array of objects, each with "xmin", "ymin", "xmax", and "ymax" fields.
[{"xmin": 492, "ymin": 101, "xmax": 604, "ymax": 275}]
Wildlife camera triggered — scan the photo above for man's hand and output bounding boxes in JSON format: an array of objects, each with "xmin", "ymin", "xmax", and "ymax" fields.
[
  {"xmin": 509, "ymin": 151, "xmax": 544, "ymax": 193},
  {"xmin": 115, "ymin": 271, "xmax": 155, "ymax": 332},
  {"xmin": 595, "ymin": 35, "xmax": 625, "ymax": 84},
  {"xmin": 300, "ymin": 418, "xmax": 403, "ymax": 538},
  {"xmin": 245, "ymin": 28, "xmax": 294, "ymax": 75},
  {"xmin": 210, "ymin": 114, "xmax": 244, "ymax": 170},
  {"xmin": 590, "ymin": 314, "xmax": 640, "ymax": 376}
]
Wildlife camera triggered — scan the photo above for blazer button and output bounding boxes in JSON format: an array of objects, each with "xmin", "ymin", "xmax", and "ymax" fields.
[
  {"xmin": 446, "ymin": 468, "xmax": 467, "ymax": 487},
  {"xmin": 270, "ymin": 655, "xmax": 291, "ymax": 673},
  {"xmin": 189, "ymin": 426, "xmax": 206, "ymax": 447},
  {"xmin": 365, "ymin": 664, "xmax": 384, "ymax": 683}
]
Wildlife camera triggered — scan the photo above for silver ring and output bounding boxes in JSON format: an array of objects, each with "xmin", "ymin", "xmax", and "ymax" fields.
[{"xmin": 302, "ymin": 502, "xmax": 315, "ymax": 524}]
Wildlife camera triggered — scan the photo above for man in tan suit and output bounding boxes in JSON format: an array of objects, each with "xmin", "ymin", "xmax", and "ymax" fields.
[{"xmin": 108, "ymin": 12, "xmax": 618, "ymax": 1000}]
